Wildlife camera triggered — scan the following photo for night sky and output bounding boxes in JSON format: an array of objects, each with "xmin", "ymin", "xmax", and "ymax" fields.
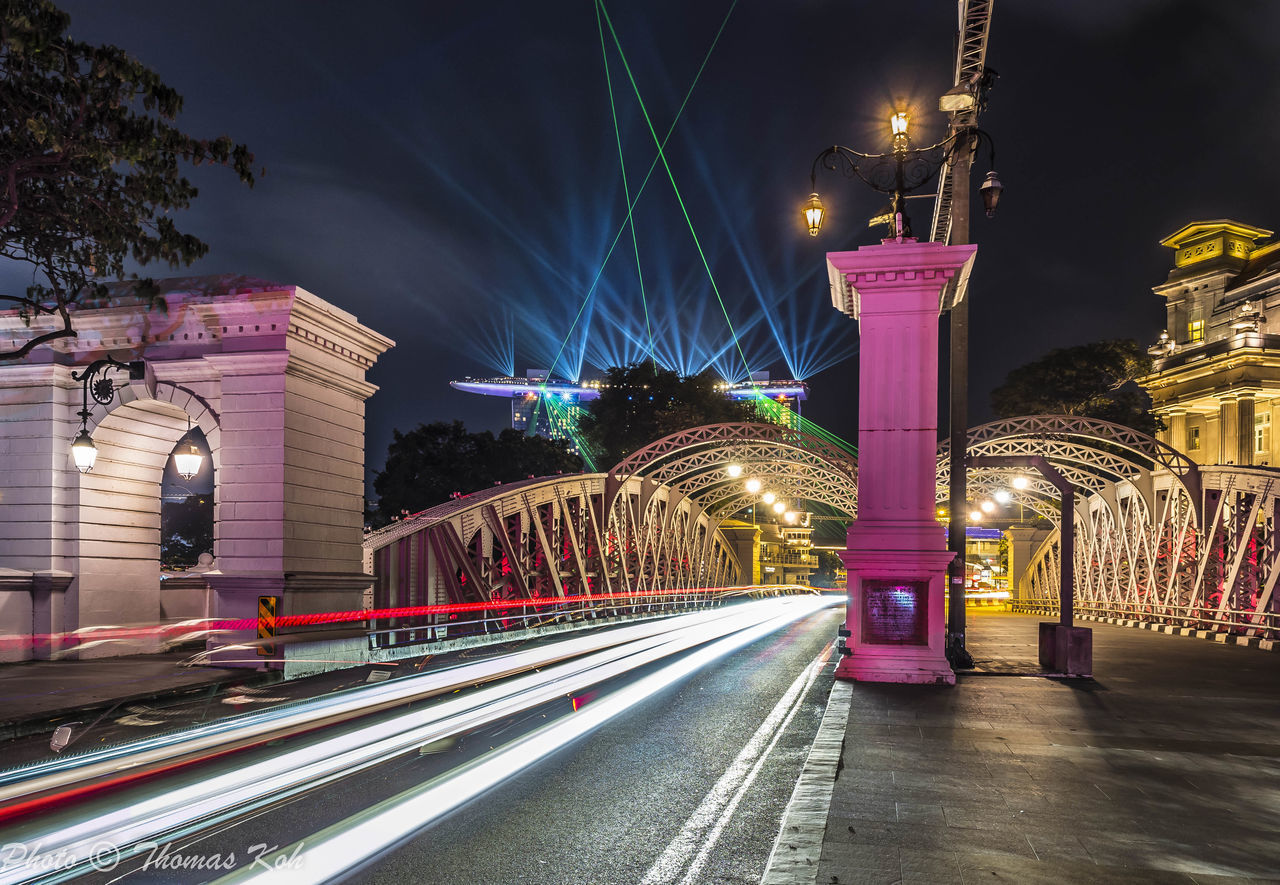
[{"xmin": 16, "ymin": 1, "xmax": 1280, "ymax": 487}]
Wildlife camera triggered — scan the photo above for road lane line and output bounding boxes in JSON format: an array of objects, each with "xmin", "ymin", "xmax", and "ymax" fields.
[
  {"xmin": 759, "ymin": 678, "xmax": 853, "ymax": 885},
  {"xmin": 212, "ymin": 598, "xmax": 837, "ymax": 885},
  {"xmin": 639, "ymin": 642, "xmax": 830, "ymax": 885}
]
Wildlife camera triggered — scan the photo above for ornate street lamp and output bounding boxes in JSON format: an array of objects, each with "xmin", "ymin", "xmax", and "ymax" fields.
[
  {"xmin": 69, "ymin": 357, "xmax": 204, "ymax": 481},
  {"xmin": 804, "ymin": 110, "xmax": 999, "ymax": 239},
  {"xmin": 172, "ymin": 417, "xmax": 205, "ymax": 480},
  {"xmin": 69, "ymin": 357, "xmax": 144, "ymax": 474}
]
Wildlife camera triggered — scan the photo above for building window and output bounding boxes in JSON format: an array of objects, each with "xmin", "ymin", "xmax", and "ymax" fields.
[
  {"xmin": 1256, "ymin": 412, "xmax": 1271, "ymax": 454},
  {"xmin": 1188, "ymin": 319, "xmax": 1205, "ymax": 342},
  {"xmin": 1187, "ymin": 425, "xmax": 1201, "ymax": 452}
]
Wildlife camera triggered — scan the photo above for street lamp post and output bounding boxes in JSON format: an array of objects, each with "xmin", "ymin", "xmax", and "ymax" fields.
[
  {"xmin": 806, "ymin": 104, "xmax": 999, "ymax": 678},
  {"xmin": 70, "ymin": 357, "xmax": 145, "ymax": 473},
  {"xmin": 69, "ymin": 357, "xmax": 204, "ymax": 480},
  {"xmin": 804, "ymin": 113, "xmax": 998, "ymax": 243}
]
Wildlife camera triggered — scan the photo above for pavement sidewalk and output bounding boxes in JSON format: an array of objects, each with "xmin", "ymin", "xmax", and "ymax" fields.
[
  {"xmin": 796, "ymin": 610, "xmax": 1280, "ymax": 884},
  {"xmin": 0, "ymin": 651, "xmax": 274, "ymax": 741}
]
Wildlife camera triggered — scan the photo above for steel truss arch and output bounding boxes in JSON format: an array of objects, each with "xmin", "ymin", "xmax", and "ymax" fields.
[
  {"xmin": 605, "ymin": 422, "xmax": 857, "ymax": 520},
  {"xmin": 973, "ymin": 418, "xmax": 1276, "ymax": 641}
]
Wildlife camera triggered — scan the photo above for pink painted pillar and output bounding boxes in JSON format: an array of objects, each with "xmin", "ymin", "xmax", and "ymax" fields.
[{"xmin": 828, "ymin": 238, "xmax": 977, "ymax": 684}]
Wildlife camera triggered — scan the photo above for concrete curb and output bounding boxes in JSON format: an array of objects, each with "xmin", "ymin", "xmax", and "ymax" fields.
[
  {"xmin": 1010, "ymin": 607, "xmax": 1278, "ymax": 652},
  {"xmin": 761, "ymin": 678, "xmax": 852, "ymax": 885},
  {"xmin": 0, "ymin": 669, "xmax": 279, "ymax": 743}
]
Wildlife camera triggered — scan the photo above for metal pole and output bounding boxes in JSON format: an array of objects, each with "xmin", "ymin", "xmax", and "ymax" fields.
[
  {"xmin": 946, "ymin": 137, "xmax": 974, "ymax": 669},
  {"xmin": 1059, "ymin": 486, "xmax": 1074, "ymax": 627}
]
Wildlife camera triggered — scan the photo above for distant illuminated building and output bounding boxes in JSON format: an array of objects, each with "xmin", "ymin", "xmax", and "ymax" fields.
[
  {"xmin": 449, "ymin": 369, "xmax": 810, "ymax": 446},
  {"xmin": 1140, "ymin": 220, "xmax": 1280, "ymax": 466}
]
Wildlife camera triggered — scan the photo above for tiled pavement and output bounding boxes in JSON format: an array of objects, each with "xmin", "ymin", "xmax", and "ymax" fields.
[{"xmin": 817, "ymin": 610, "xmax": 1280, "ymax": 884}]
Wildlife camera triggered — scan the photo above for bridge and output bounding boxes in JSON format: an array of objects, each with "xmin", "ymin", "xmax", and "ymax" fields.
[{"xmin": 363, "ymin": 414, "xmax": 1280, "ymax": 654}]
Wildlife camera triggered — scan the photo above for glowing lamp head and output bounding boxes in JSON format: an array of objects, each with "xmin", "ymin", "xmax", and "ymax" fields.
[
  {"xmin": 71, "ymin": 429, "xmax": 97, "ymax": 474},
  {"xmin": 784, "ymin": 511, "xmax": 798, "ymax": 524},
  {"xmin": 994, "ymin": 490, "xmax": 1013, "ymax": 505},
  {"xmin": 980, "ymin": 170, "xmax": 1003, "ymax": 217},
  {"xmin": 890, "ymin": 112, "xmax": 909, "ymax": 137},
  {"xmin": 745, "ymin": 477, "xmax": 762, "ymax": 495},
  {"xmin": 969, "ymin": 509, "xmax": 983, "ymax": 522},
  {"xmin": 772, "ymin": 501, "xmax": 786, "ymax": 514},
  {"xmin": 803, "ymin": 192, "xmax": 825, "ymax": 237},
  {"xmin": 173, "ymin": 440, "xmax": 204, "ymax": 480},
  {"xmin": 980, "ymin": 499, "xmax": 996, "ymax": 513},
  {"xmin": 726, "ymin": 463, "xmax": 743, "ymax": 479},
  {"xmin": 762, "ymin": 491, "xmax": 777, "ymax": 505},
  {"xmin": 1011, "ymin": 475, "xmax": 1030, "ymax": 490}
]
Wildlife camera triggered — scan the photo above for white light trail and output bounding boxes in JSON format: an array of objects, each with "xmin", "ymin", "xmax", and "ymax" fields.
[
  {"xmin": 214, "ymin": 596, "xmax": 836, "ymax": 885},
  {"xmin": 640, "ymin": 647, "xmax": 828, "ymax": 885},
  {"xmin": 0, "ymin": 598, "xmax": 835, "ymax": 884},
  {"xmin": 0, "ymin": 605, "xmax": 749, "ymax": 803}
]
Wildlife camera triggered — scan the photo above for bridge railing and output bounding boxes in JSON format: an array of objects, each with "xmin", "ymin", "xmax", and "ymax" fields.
[
  {"xmin": 1009, "ymin": 600, "xmax": 1279, "ymax": 639},
  {"xmin": 367, "ymin": 584, "xmax": 823, "ymax": 650}
]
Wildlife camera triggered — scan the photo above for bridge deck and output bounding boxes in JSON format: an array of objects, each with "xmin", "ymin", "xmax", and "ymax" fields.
[{"xmin": 816, "ymin": 610, "xmax": 1280, "ymax": 883}]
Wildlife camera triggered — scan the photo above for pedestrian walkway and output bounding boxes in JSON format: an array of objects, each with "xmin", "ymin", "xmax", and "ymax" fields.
[
  {"xmin": 0, "ymin": 652, "xmax": 263, "ymax": 741},
  {"xmin": 808, "ymin": 610, "xmax": 1280, "ymax": 884}
]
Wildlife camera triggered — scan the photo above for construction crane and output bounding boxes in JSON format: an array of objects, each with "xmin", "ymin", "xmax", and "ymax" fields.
[
  {"xmin": 929, "ymin": 0, "xmax": 996, "ymax": 245},
  {"xmin": 934, "ymin": 0, "xmax": 996, "ymax": 669}
]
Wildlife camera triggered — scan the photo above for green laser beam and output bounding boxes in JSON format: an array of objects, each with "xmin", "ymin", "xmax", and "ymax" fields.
[
  {"xmin": 542, "ymin": 0, "xmax": 738, "ymax": 384},
  {"xmin": 596, "ymin": 2, "xmax": 656, "ymax": 371},
  {"xmin": 596, "ymin": 0, "xmax": 753, "ymax": 382}
]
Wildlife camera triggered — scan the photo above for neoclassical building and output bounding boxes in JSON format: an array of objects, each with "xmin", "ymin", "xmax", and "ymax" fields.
[{"xmin": 1140, "ymin": 220, "xmax": 1280, "ymax": 465}]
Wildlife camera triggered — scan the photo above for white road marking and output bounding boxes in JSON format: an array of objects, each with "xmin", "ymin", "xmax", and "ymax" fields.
[
  {"xmin": 640, "ymin": 647, "xmax": 829, "ymax": 885},
  {"xmin": 759, "ymin": 678, "xmax": 852, "ymax": 885}
]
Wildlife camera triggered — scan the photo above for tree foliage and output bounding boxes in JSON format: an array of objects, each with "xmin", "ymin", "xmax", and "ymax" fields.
[
  {"xmin": 0, "ymin": 0, "xmax": 256, "ymax": 359},
  {"xmin": 809, "ymin": 549, "xmax": 844, "ymax": 589},
  {"xmin": 371, "ymin": 421, "xmax": 583, "ymax": 527},
  {"xmin": 577, "ymin": 363, "xmax": 759, "ymax": 469},
  {"xmin": 989, "ymin": 339, "xmax": 1162, "ymax": 436}
]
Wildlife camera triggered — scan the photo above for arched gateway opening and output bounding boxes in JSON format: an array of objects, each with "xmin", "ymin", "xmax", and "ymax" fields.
[{"xmin": 0, "ymin": 276, "xmax": 393, "ymax": 663}]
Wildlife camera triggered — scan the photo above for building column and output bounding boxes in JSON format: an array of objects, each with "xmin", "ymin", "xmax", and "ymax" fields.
[
  {"xmin": 1237, "ymin": 395, "xmax": 1256, "ymax": 467},
  {"xmin": 1167, "ymin": 410, "xmax": 1187, "ymax": 455},
  {"xmin": 1220, "ymin": 397, "xmax": 1239, "ymax": 466}
]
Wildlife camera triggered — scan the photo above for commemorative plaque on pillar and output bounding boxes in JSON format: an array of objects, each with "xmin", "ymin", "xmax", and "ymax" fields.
[{"xmin": 828, "ymin": 238, "xmax": 977, "ymax": 684}]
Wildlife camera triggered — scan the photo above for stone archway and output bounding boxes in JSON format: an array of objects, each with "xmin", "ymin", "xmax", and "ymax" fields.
[{"xmin": 0, "ymin": 276, "xmax": 393, "ymax": 662}]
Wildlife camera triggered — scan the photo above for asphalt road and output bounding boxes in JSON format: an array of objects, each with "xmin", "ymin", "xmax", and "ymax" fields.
[
  {"xmin": 353, "ymin": 605, "xmax": 842, "ymax": 885},
  {"xmin": 13, "ymin": 603, "xmax": 841, "ymax": 885}
]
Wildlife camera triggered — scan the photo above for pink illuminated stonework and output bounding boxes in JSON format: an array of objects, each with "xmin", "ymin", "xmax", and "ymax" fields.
[{"xmin": 827, "ymin": 239, "xmax": 977, "ymax": 684}]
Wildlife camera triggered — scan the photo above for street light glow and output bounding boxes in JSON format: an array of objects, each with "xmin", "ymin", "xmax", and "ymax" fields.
[
  {"xmin": 772, "ymin": 501, "xmax": 786, "ymax": 514},
  {"xmin": 726, "ymin": 464, "xmax": 743, "ymax": 479},
  {"xmin": 70, "ymin": 430, "xmax": 97, "ymax": 474},
  {"xmin": 969, "ymin": 509, "xmax": 983, "ymax": 522},
  {"xmin": 980, "ymin": 499, "xmax": 996, "ymax": 513},
  {"xmin": 1011, "ymin": 475, "xmax": 1030, "ymax": 490},
  {"xmin": 762, "ymin": 491, "xmax": 777, "ymax": 505},
  {"xmin": 994, "ymin": 490, "xmax": 1012, "ymax": 504},
  {"xmin": 890, "ymin": 111, "xmax": 909, "ymax": 137},
  {"xmin": 803, "ymin": 192, "xmax": 825, "ymax": 236},
  {"xmin": 745, "ymin": 477, "xmax": 762, "ymax": 494}
]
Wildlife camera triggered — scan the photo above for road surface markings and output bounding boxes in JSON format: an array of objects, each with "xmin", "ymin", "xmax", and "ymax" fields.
[
  {"xmin": 760, "ymin": 678, "xmax": 852, "ymax": 884},
  {"xmin": 639, "ymin": 645, "xmax": 830, "ymax": 885}
]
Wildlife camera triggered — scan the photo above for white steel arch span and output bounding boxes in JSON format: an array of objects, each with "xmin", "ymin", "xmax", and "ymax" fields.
[
  {"xmin": 363, "ymin": 423, "xmax": 858, "ymax": 635},
  {"xmin": 947, "ymin": 416, "xmax": 1279, "ymax": 640}
]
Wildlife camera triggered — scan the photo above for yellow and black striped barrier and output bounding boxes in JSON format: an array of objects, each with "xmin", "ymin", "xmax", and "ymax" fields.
[{"xmin": 257, "ymin": 595, "xmax": 278, "ymax": 657}]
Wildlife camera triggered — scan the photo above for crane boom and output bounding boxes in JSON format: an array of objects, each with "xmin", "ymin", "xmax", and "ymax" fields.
[{"xmin": 929, "ymin": 0, "xmax": 995, "ymax": 245}]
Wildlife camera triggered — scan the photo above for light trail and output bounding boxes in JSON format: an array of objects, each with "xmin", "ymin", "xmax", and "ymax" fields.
[
  {"xmin": 0, "ymin": 597, "xmax": 837, "ymax": 884},
  {"xmin": 0, "ymin": 605, "xmax": 761, "ymax": 811},
  {"xmin": 639, "ymin": 644, "xmax": 831, "ymax": 885},
  {"xmin": 0, "ymin": 583, "xmax": 800, "ymax": 656},
  {"xmin": 214, "ymin": 595, "xmax": 836, "ymax": 884}
]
